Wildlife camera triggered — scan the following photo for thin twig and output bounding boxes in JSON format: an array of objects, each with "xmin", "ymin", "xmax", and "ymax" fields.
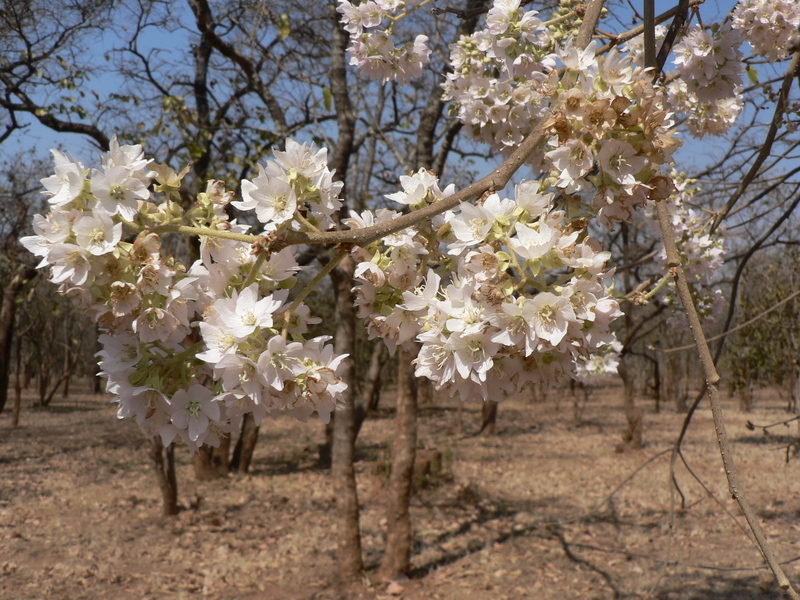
[
  {"xmin": 710, "ymin": 51, "xmax": 800, "ymax": 233},
  {"xmin": 660, "ymin": 288, "xmax": 800, "ymax": 353},
  {"xmin": 655, "ymin": 198, "xmax": 800, "ymax": 598}
]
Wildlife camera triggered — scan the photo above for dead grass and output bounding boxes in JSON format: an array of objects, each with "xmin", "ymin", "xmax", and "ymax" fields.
[{"xmin": 1, "ymin": 381, "xmax": 799, "ymax": 599}]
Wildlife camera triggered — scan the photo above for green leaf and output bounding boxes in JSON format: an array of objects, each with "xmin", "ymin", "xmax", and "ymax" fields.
[
  {"xmin": 323, "ymin": 87, "xmax": 333, "ymax": 112},
  {"xmin": 278, "ymin": 13, "xmax": 290, "ymax": 40},
  {"xmin": 746, "ymin": 66, "xmax": 758, "ymax": 86}
]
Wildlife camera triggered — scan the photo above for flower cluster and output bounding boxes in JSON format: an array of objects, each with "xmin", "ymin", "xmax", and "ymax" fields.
[
  {"xmin": 349, "ymin": 172, "xmax": 623, "ymax": 402},
  {"xmin": 235, "ymin": 139, "xmax": 344, "ymax": 231},
  {"xmin": 574, "ymin": 341, "xmax": 622, "ymax": 386},
  {"xmin": 732, "ymin": 0, "xmax": 800, "ymax": 63},
  {"xmin": 439, "ymin": 1, "xmax": 681, "ymax": 228},
  {"xmin": 337, "ymin": 0, "xmax": 432, "ymax": 83},
  {"xmin": 666, "ymin": 24, "xmax": 744, "ymax": 137},
  {"xmin": 22, "ymin": 138, "xmax": 350, "ymax": 451},
  {"xmin": 442, "ymin": 1, "xmax": 554, "ymax": 151}
]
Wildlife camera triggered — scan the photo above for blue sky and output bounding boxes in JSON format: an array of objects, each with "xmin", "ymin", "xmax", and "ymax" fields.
[{"xmin": 0, "ymin": 0, "xmax": 766, "ymax": 181}]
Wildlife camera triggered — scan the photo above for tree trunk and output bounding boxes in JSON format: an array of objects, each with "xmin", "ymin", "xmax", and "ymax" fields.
[
  {"xmin": 151, "ymin": 436, "xmax": 179, "ymax": 516},
  {"xmin": 318, "ymin": 419, "xmax": 335, "ymax": 469},
  {"xmin": 479, "ymin": 400, "xmax": 498, "ymax": 436},
  {"xmin": 23, "ymin": 361, "xmax": 31, "ymax": 391},
  {"xmin": 331, "ymin": 257, "xmax": 364, "ymax": 584},
  {"xmin": 651, "ymin": 356, "xmax": 660, "ymax": 414},
  {"xmin": 38, "ymin": 367, "xmax": 49, "ymax": 407},
  {"xmin": 617, "ymin": 359, "xmax": 643, "ymax": 451},
  {"xmin": 379, "ymin": 344, "xmax": 418, "ymax": 581},
  {"xmin": 354, "ymin": 341, "xmax": 387, "ymax": 440},
  {"xmin": 417, "ymin": 378, "xmax": 432, "ymax": 405},
  {"xmin": 230, "ymin": 413, "xmax": 260, "ymax": 474},
  {"xmin": 62, "ymin": 317, "xmax": 71, "ymax": 399},
  {"xmin": 0, "ymin": 268, "xmax": 35, "ymax": 414},
  {"xmin": 13, "ymin": 336, "xmax": 22, "ymax": 427},
  {"xmin": 193, "ymin": 441, "xmax": 229, "ymax": 480},
  {"xmin": 791, "ymin": 367, "xmax": 800, "ymax": 414},
  {"xmin": 738, "ymin": 382, "xmax": 753, "ymax": 413},
  {"xmin": 455, "ymin": 399, "xmax": 464, "ymax": 436},
  {"xmin": 663, "ymin": 351, "xmax": 688, "ymax": 413}
]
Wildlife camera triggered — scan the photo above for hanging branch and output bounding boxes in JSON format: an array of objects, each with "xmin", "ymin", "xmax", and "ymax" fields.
[{"xmin": 654, "ymin": 198, "xmax": 800, "ymax": 599}]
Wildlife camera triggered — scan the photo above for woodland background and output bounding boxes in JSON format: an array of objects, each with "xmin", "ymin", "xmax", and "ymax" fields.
[{"xmin": 1, "ymin": 0, "xmax": 800, "ymax": 598}]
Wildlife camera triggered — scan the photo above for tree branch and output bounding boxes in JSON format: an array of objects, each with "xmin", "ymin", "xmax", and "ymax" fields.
[{"xmin": 655, "ymin": 198, "xmax": 800, "ymax": 599}]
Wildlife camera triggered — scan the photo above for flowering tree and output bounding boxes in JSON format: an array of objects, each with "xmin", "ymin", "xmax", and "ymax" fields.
[{"xmin": 11, "ymin": 0, "xmax": 800, "ymax": 594}]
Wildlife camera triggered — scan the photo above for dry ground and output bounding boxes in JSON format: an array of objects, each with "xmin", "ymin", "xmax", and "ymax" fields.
[{"xmin": 2, "ymin": 381, "xmax": 800, "ymax": 600}]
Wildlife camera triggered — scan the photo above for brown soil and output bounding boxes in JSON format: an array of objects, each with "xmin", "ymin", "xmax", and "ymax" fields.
[{"xmin": 2, "ymin": 381, "xmax": 799, "ymax": 600}]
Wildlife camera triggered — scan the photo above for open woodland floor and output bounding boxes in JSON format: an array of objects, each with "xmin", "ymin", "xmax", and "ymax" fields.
[{"xmin": 2, "ymin": 381, "xmax": 800, "ymax": 599}]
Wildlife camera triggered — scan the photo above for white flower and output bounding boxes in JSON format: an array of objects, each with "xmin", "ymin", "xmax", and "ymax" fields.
[
  {"xmin": 449, "ymin": 194, "xmax": 515, "ymax": 254},
  {"xmin": 258, "ymin": 336, "xmax": 304, "ymax": 391},
  {"xmin": 197, "ymin": 322, "xmax": 239, "ymax": 364},
  {"xmin": 528, "ymin": 292, "xmax": 576, "ymax": 346},
  {"xmin": 596, "ymin": 139, "xmax": 646, "ymax": 188},
  {"xmin": 132, "ymin": 307, "xmax": 183, "ymax": 344},
  {"xmin": 546, "ymin": 139, "xmax": 594, "ymax": 186},
  {"xmin": 41, "ymin": 149, "xmax": 85, "ymax": 207},
  {"xmin": 46, "ymin": 243, "xmax": 91, "ymax": 285},
  {"xmin": 515, "ymin": 182, "xmax": 552, "ymax": 218},
  {"xmin": 214, "ymin": 285, "xmax": 286, "ymax": 340},
  {"xmin": 239, "ymin": 165, "xmax": 297, "ymax": 224},
  {"xmin": 386, "ymin": 169, "xmax": 452, "ymax": 206},
  {"xmin": 169, "ymin": 384, "xmax": 220, "ymax": 443},
  {"xmin": 73, "ymin": 209, "xmax": 122, "ymax": 256},
  {"xmin": 97, "ymin": 332, "xmax": 141, "ymax": 373},
  {"xmin": 108, "ymin": 281, "xmax": 141, "ymax": 317},
  {"xmin": 444, "ymin": 326, "xmax": 500, "ymax": 382},
  {"xmin": 91, "ymin": 165, "xmax": 150, "ymax": 220},
  {"xmin": 508, "ymin": 219, "xmax": 556, "ymax": 261}
]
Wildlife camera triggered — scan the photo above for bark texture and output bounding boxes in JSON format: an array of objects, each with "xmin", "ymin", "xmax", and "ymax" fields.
[
  {"xmin": 617, "ymin": 359, "xmax": 643, "ymax": 451},
  {"xmin": 331, "ymin": 256, "xmax": 364, "ymax": 583},
  {"xmin": 230, "ymin": 413, "xmax": 260, "ymax": 474},
  {"xmin": 193, "ymin": 442, "xmax": 230, "ymax": 480},
  {"xmin": 151, "ymin": 436, "xmax": 179, "ymax": 516},
  {"xmin": 0, "ymin": 267, "xmax": 36, "ymax": 414},
  {"xmin": 379, "ymin": 345, "xmax": 418, "ymax": 580},
  {"xmin": 479, "ymin": 400, "xmax": 498, "ymax": 436}
]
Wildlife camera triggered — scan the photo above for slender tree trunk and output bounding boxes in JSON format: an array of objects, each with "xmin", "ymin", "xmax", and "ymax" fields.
[
  {"xmin": 331, "ymin": 257, "xmax": 364, "ymax": 584},
  {"xmin": 354, "ymin": 342, "xmax": 387, "ymax": 440},
  {"xmin": 151, "ymin": 436, "xmax": 179, "ymax": 516},
  {"xmin": 318, "ymin": 419, "xmax": 335, "ymax": 468},
  {"xmin": 479, "ymin": 400, "xmax": 498, "ymax": 436},
  {"xmin": 23, "ymin": 362, "xmax": 31, "ymax": 391},
  {"xmin": 791, "ymin": 367, "xmax": 800, "ymax": 414},
  {"xmin": 652, "ymin": 357, "xmax": 660, "ymax": 414},
  {"xmin": 379, "ymin": 344, "xmax": 418, "ymax": 580},
  {"xmin": 738, "ymin": 382, "xmax": 753, "ymax": 413},
  {"xmin": 193, "ymin": 441, "xmax": 229, "ymax": 480},
  {"xmin": 0, "ymin": 268, "xmax": 35, "ymax": 414},
  {"xmin": 37, "ymin": 367, "xmax": 49, "ymax": 407},
  {"xmin": 617, "ymin": 359, "xmax": 643, "ymax": 451},
  {"xmin": 13, "ymin": 336, "xmax": 22, "ymax": 427},
  {"xmin": 417, "ymin": 378, "xmax": 432, "ymax": 405},
  {"xmin": 230, "ymin": 413, "xmax": 260, "ymax": 474},
  {"xmin": 62, "ymin": 317, "xmax": 71, "ymax": 399}
]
